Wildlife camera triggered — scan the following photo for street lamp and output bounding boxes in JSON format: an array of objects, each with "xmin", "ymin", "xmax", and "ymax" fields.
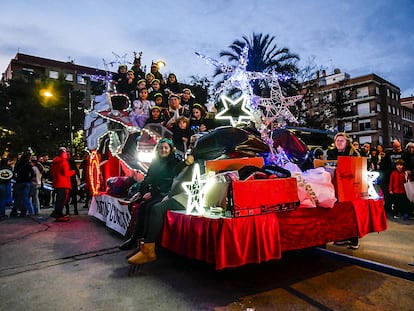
[{"xmin": 41, "ymin": 88, "xmax": 74, "ymax": 153}]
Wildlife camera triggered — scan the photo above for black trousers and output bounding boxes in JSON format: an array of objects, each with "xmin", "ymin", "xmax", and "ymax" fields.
[{"xmin": 144, "ymin": 198, "xmax": 185, "ymax": 243}]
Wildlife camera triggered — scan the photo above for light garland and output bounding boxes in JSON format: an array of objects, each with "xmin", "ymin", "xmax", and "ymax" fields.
[
  {"xmin": 88, "ymin": 150, "xmax": 101, "ymax": 195},
  {"xmin": 367, "ymin": 171, "xmax": 380, "ymax": 199}
]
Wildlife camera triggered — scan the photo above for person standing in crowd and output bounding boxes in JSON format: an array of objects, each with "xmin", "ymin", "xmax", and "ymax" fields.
[
  {"xmin": 0, "ymin": 157, "xmax": 13, "ymax": 219},
  {"xmin": 119, "ymin": 138, "xmax": 184, "ymax": 253},
  {"xmin": 50, "ymin": 147, "xmax": 75, "ymax": 222},
  {"xmin": 39, "ymin": 155, "xmax": 52, "ymax": 208},
  {"xmin": 29, "ymin": 156, "xmax": 42, "ymax": 215},
  {"xmin": 10, "ymin": 153, "xmax": 35, "ymax": 217},
  {"xmin": 327, "ymin": 132, "xmax": 361, "ymax": 249},
  {"xmin": 79, "ymin": 153, "xmax": 91, "ymax": 209},
  {"xmin": 388, "ymin": 159, "xmax": 411, "ymax": 220},
  {"xmin": 64, "ymin": 151, "xmax": 80, "ymax": 215},
  {"xmin": 380, "ymin": 139, "xmax": 404, "ymax": 215},
  {"xmin": 327, "ymin": 132, "xmax": 360, "ymax": 160}
]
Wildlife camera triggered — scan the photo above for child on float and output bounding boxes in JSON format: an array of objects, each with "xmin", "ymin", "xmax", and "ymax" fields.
[
  {"xmin": 171, "ymin": 115, "xmax": 191, "ymax": 154},
  {"xmin": 152, "ymin": 92, "xmax": 167, "ymax": 109},
  {"xmin": 388, "ymin": 159, "xmax": 411, "ymax": 220},
  {"xmin": 130, "ymin": 88, "xmax": 155, "ymax": 128},
  {"xmin": 144, "ymin": 106, "xmax": 164, "ymax": 126}
]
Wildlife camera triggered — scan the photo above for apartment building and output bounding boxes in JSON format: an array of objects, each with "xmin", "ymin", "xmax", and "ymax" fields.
[
  {"xmin": 301, "ymin": 69, "xmax": 414, "ymax": 148},
  {"xmin": 2, "ymin": 53, "xmax": 108, "ymax": 102}
]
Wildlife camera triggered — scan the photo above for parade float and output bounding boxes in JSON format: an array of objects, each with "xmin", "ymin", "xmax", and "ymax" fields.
[{"xmin": 84, "ymin": 48, "xmax": 387, "ymax": 269}]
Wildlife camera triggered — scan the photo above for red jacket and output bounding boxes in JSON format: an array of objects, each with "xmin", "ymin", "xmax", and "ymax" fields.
[
  {"xmin": 388, "ymin": 170, "xmax": 407, "ymax": 194},
  {"xmin": 51, "ymin": 155, "xmax": 75, "ymax": 189}
]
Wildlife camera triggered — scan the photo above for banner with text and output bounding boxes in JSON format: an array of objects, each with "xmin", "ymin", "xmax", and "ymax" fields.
[{"xmin": 89, "ymin": 194, "xmax": 131, "ymax": 236}]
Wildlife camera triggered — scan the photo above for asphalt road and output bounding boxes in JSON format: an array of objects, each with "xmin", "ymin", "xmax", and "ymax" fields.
[{"xmin": 0, "ymin": 207, "xmax": 413, "ymax": 311}]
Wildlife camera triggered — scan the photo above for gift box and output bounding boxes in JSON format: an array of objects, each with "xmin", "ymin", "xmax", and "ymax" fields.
[
  {"xmin": 231, "ymin": 178, "xmax": 299, "ymax": 217},
  {"xmin": 335, "ymin": 156, "xmax": 368, "ymax": 202}
]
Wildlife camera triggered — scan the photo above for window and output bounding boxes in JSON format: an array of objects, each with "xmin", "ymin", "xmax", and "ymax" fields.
[
  {"xmin": 375, "ymin": 87, "xmax": 380, "ymax": 95},
  {"xmin": 77, "ymin": 74, "xmax": 85, "ymax": 84},
  {"xmin": 357, "ymin": 102, "xmax": 370, "ymax": 115},
  {"xmin": 379, "ymin": 136, "xmax": 383, "ymax": 144},
  {"xmin": 357, "ymin": 86, "xmax": 369, "ymax": 98},
  {"xmin": 377, "ymin": 104, "xmax": 381, "ymax": 112},
  {"xmin": 49, "ymin": 70, "xmax": 59, "ymax": 79},
  {"xmin": 378, "ymin": 120, "xmax": 382, "ymax": 129},
  {"xmin": 344, "ymin": 121, "xmax": 352, "ymax": 131},
  {"xmin": 358, "ymin": 119, "xmax": 371, "ymax": 131},
  {"xmin": 359, "ymin": 135, "xmax": 372, "ymax": 143},
  {"xmin": 65, "ymin": 74, "xmax": 73, "ymax": 81},
  {"xmin": 387, "ymin": 89, "xmax": 390, "ymax": 97},
  {"xmin": 392, "ymin": 106, "xmax": 396, "ymax": 114}
]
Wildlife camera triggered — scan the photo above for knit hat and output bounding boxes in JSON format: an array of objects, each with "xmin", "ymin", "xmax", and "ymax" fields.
[
  {"xmin": 153, "ymin": 92, "xmax": 163, "ymax": 99},
  {"xmin": 151, "ymin": 106, "xmax": 161, "ymax": 112},
  {"xmin": 152, "ymin": 79, "xmax": 160, "ymax": 85}
]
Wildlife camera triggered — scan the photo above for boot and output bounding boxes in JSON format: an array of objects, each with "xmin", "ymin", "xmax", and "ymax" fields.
[
  {"xmin": 125, "ymin": 238, "xmax": 144, "ymax": 259},
  {"xmin": 127, "ymin": 242, "xmax": 157, "ymax": 265},
  {"xmin": 119, "ymin": 237, "xmax": 138, "ymax": 250}
]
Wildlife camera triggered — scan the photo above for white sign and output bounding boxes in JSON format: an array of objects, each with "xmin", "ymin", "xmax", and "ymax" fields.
[{"xmin": 88, "ymin": 194, "xmax": 131, "ymax": 236}]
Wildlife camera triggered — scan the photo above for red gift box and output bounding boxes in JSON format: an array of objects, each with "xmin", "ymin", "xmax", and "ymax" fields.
[
  {"xmin": 335, "ymin": 156, "xmax": 368, "ymax": 202},
  {"xmin": 231, "ymin": 178, "xmax": 299, "ymax": 217}
]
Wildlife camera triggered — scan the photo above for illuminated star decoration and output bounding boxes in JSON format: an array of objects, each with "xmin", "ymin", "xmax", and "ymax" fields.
[
  {"xmin": 195, "ymin": 45, "xmax": 268, "ymax": 98},
  {"xmin": 215, "ymin": 94, "xmax": 254, "ymax": 127},
  {"xmin": 367, "ymin": 171, "xmax": 380, "ymax": 199},
  {"xmin": 182, "ymin": 163, "xmax": 207, "ymax": 215},
  {"xmin": 259, "ymin": 75, "xmax": 302, "ymax": 125}
]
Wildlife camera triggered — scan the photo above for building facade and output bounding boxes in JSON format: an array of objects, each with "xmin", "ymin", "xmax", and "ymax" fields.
[
  {"xmin": 301, "ymin": 69, "xmax": 414, "ymax": 148},
  {"xmin": 2, "ymin": 53, "xmax": 108, "ymax": 103}
]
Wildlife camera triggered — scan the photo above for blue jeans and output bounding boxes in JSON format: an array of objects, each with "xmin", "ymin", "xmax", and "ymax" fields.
[
  {"xmin": 0, "ymin": 183, "xmax": 8, "ymax": 216},
  {"xmin": 14, "ymin": 182, "xmax": 31, "ymax": 216}
]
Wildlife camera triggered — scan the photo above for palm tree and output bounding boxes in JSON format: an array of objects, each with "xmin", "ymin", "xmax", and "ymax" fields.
[{"xmin": 217, "ymin": 32, "xmax": 301, "ymax": 96}]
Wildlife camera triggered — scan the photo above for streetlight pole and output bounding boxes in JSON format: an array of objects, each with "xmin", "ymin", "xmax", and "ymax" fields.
[{"xmin": 68, "ymin": 90, "xmax": 74, "ymax": 154}]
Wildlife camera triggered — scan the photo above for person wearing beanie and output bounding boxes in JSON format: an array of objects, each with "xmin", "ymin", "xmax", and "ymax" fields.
[
  {"xmin": 145, "ymin": 106, "xmax": 165, "ymax": 126},
  {"xmin": 50, "ymin": 147, "xmax": 75, "ymax": 222}
]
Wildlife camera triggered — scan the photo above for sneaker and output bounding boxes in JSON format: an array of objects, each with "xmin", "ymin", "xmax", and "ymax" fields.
[
  {"xmin": 55, "ymin": 216, "xmax": 70, "ymax": 222},
  {"xmin": 50, "ymin": 211, "xmax": 58, "ymax": 218},
  {"xmin": 348, "ymin": 244, "xmax": 360, "ymax": 250}
]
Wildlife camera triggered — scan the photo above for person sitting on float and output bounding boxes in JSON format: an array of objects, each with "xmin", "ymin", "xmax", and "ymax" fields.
[{"xmin": 118, "ymin": 138, "xmax": 186, "ymax": 252}]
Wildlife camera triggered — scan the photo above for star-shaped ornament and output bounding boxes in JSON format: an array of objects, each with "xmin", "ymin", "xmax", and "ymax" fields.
[
  {"xmin": 259, "ymin": 76, "xmax": 302, "ymax": 125},
  {"xmin": 215, "ymin": 94, "xmax": 253, "ymax": 127},
  {"xmin": 182, "ymin": 164, "xmax": 207, "ymax": 215},
  {"xmin": 195, "ymin": 45, "xmax": 268, "ymax": 98}
]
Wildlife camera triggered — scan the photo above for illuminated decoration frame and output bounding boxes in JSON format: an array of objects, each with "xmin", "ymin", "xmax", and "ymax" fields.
[
  {"xmin": 215, "ymin": 94, "xmax": 254, "ymax": 127},
  {"xmin": 259, "ymin": 75, "xmax": 302, "ymax": 125},
  {"xmin": 182, "ymin": 164, "xmax": 208, "ymax": 215},
  {"xmin": 195, "ymin": 45, "xmax": 269, "ymax": 98},
  {"xmin": 88, "ymin": 150, "xmax": 101, "ymax": 195}
]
